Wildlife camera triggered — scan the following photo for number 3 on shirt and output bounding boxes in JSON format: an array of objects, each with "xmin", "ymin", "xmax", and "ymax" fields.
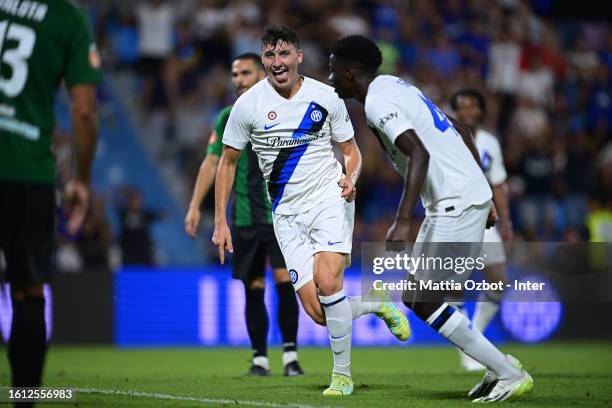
[
  {"xmin": 419, "ymin": 94, "xmax": 453, "ymax": 133},
  {"xmin": 0, "ymin": 20, "xmax": 36, "ymax": 97}
]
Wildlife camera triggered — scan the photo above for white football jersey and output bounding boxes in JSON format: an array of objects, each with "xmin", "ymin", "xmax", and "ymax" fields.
[
  {"xmin": 475, "ymin": 129, "xmax": 507, "ymax": 186},
  {"xmin": 364, "ymin": 75, "xmax": 491, "ymax": 216},
  {"xmin": 222, "ymin": 76, "xmax": 354, "ymax": 215}
]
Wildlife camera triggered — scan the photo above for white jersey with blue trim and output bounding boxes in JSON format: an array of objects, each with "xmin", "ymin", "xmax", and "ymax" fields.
[
  {"xmin": 222, "ymin": 76, "xmax": 354, "ymax": 215},
  {"xmin": 475, "ymin": 128, "xmax": 507, "ymax": 186},
  {"xmin": 364, "ymin": 75, "xmax": 491, "ymax": 216}
]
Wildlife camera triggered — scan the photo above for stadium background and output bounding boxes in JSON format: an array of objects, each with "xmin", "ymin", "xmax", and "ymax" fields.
[{"xmin": 1, "ymin": 0, "xmax": 611, "ymax": 347}]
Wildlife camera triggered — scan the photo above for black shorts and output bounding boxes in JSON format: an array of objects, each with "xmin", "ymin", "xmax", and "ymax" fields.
[
  {"xmin": 231, "ymin": 224, "xmax": 286, "ymax": 281},
  {"xmin": 0, "ymin": 180, "xmax": 55, "ymax": 284}
]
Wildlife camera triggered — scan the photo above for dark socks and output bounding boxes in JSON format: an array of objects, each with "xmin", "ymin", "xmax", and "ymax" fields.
[
  {"xmin": 244, "ymin": 287, "xmax": 268, "ymax": 358},
  {"xmin": 275, "ymin": 282, "xmax": 298, "ymax": 353},
  {"xmin": 8, "ymin": 297, "xmax": 47, "ymax": 388}
]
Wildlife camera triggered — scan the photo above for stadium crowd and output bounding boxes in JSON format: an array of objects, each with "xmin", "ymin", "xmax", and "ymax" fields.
[{"xmin": 58, "ymin": 0, "xmax": 611, "ymax": 267}]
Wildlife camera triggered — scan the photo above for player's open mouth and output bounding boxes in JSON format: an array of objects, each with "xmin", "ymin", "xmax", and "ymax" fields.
[{"xmin": 272, "ymin": 69, "xmax": 289, "ymax": 83}]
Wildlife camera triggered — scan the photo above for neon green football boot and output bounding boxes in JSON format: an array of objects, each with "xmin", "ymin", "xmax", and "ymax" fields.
[
  {"xmin": 370, "ymin": 288, "xmax": 411, "ymax": 341},
  {"xmin": 323, "ymin": 373, "xmax": 354, "ymax": 396}
]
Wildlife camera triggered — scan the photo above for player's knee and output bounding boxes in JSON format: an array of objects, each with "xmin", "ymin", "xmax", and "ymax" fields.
[
  {"xmin": 315, "ymin": 277, "xmax": 342, "ymax": 296},
  {"xmin": 245, "ymin": 278, "xmax": 265, "ymax": 290}
]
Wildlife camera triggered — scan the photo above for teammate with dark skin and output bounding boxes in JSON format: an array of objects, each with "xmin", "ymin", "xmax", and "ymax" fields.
[{"xmin": 328, "ymin": 54, "xmax": 498, "ymax": 320}]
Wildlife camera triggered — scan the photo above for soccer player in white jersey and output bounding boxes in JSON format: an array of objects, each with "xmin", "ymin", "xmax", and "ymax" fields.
[
  {"xmin": 212, "ymin": 25, "xmax": 410, "ymax": 396},
  {"xmin": 329, "ymin": 35, "xmax": 533, "ymax": 402},
  {"xmin": 450, "ymin": 89, "xmax": 514, "ymax": 371}
]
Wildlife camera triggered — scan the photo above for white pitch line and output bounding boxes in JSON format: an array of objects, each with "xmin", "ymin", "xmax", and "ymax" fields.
[{"xmin": 75, "ymin": 387, "xmax": 336, "ymax": 408}]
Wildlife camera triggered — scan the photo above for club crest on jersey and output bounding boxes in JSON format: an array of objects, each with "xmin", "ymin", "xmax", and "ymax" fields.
[
  {"xmin": 267, "ymin": 111, "xmax": 277, "ymax": 120},
  {"xmin": 289, "ymin": 269, "xmax": 298, "ymax": 284},
  {"xmin": 310, "ymin": 109, "xmax": 323, "ymax": 123}
]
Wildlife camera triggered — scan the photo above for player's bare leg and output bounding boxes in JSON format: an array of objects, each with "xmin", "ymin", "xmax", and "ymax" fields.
[{"xmin": 272, "ymin": 267, "xmax": 303, "ymax": 376}]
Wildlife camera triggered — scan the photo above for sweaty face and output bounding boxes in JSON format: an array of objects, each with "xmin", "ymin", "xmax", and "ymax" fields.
[
  {"xmin": 261, "ymin": 40, "xmax": 302, "ymax": 92},
  {"xmin": 454, "ymin": 95, "xmax": 482, "ymax": 128},
  {"xmin": 328, "ymin": 54, "xmax": 351, "ymax": 99},
  {"xmin": 231, "ymin": 59, "xmax": 264, "ymax": 96}
]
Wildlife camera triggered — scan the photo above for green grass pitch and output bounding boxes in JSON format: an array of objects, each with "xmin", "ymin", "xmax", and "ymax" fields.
[{"xmin": 1, "ymin": 342, "xmax": 611, "ymax": 407}]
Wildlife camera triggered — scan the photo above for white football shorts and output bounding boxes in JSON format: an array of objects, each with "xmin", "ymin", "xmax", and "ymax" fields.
[
  {"xmin": 272, "ymin": 191, "xmax": 355, "ymax": 291},
  {"xmin": 411, "ymin": 201, "xmax": 490, "ymax": 283}
]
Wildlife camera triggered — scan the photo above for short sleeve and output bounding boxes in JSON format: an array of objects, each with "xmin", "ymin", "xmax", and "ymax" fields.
[
  {"xmin": 65, "ymin": 6, "xmax": 102, "ymax": 87},
  {"xmin": 207, "ymin": 107, "xmax": 231, "ymax": 157},
  {"xmin": 221, "ymin": 98, "xmax": 251, "ymax": 150},
  {"xmin": 487, "ymin": 138, "xmax": 507, "ymax": 185},
  {"xmin": 329, "ymin": 94, "xmax": 354, "ymax": 143},
  {"xmin": 365, "ymin": 95, "xmax": 413, "ymax": 145}
]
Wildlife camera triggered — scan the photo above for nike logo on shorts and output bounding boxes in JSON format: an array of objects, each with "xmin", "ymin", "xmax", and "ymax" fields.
[{"xmin": 328, "ymin": 240, "xmax": 343, "ymax": 245}]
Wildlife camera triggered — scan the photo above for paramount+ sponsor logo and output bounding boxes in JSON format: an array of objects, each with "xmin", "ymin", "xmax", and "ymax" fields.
[
  {"xmin": 266, "ymin": 131, "xmax": 326, "ymax": 147},
  {"xmin": 379, "ymin": 112, "xmax": 398, "ymax": 128}
]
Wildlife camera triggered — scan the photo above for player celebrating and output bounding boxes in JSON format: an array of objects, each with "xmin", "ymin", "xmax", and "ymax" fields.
[
  {"xmin": 329, "ymin": 35, "xmax": 533, "ymax": 402},
  {"xmin": 185, "ymin": 53, "xmax": 303, "ymax": 377},
  {"xmin": 451, "ymin": 89, "xmax": 513, "ymax": 371},
  {"xmin": 0, "ymin": 0, "xmax": 100, "ymax": 395},
  {"xmin": 213, "ymin": 25, "xmax": 410, "ymax": 396}
]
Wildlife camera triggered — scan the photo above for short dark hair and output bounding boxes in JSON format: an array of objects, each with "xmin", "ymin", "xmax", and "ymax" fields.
[
  {"xmin": 261, "ymin": 25, "xmax": 300, "ymax": 49},
  {"xmin": 450, "ymin": 89, "xmax": 487, "ymax": 115},
  {"xmin": 234, "ymin": 52, "xmax": 264, "ymax": 70},
  {"xmin": 331, "ymin": 35, "xmax": 382, "ymax": 74}
]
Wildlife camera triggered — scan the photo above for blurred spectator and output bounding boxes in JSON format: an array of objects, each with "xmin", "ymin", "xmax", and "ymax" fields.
[
  {"xmin": 117, "ymin": 188, "xmax": 165, "ymax": 266},
  {"xmin": 109, "ymin": 7, "xmax": 139, "ymax": 70},
  {"xmin": 327, "ymin": 0, "xmax": 369, "ymax": 38},
  {"xmin": 135, "ymin": 0, "xmax": 175, "ymax": 111},
  {"xmin": 568, "ymin": 33, "xmax": 600, "ymax": 82},
  {"xmin": 517, "ymin": 55, "xmax": 554, "ymax": 108},
  {"xmin": 424, "ymin": 30, "xmax": 461, "ymax": 77}
]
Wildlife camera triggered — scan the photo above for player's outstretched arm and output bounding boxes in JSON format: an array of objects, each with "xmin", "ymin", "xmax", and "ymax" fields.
[
  {"xmin": 212, "ymin": 145, "xmax": 241, "ymax": 264},
  {"xmin": 336, "ymin": 138, "xmax": 362, "ymax": 202},
  {"xmin": 65, "ymin": 84, "xmax": 99, "ymax": 235},
  {"xmin": 185, "ymin": 147, "xmax": 221, "ymax": 238},
  {"xmin": 387, "ymin": 130, "xmax": 429, "ymax": 243}
]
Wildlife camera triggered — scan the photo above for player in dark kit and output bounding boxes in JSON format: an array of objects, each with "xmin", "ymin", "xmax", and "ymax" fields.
[
  {"xmin": 185, "ymin": 53, "xmax": 303, "ymax": 377},
  {"xmin": 0, "ymin": 0, "xmax": 101, "ymax": 402}
]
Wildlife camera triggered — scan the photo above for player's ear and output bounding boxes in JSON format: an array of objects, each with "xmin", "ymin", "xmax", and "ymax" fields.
[{"xmin": 296, "ymin": 49, "xmax": 303, "ymax": 64}]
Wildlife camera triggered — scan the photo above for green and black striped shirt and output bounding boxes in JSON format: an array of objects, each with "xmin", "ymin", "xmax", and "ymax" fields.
[{"xmin": 207, "ymin": 105, "xmax": 272, "ymax": 227}]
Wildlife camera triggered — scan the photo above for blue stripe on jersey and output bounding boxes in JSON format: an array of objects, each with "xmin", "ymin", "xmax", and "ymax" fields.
[
  {"xmin": 267, "ymin": 102, "xmax": 329, "ymax": 211},
  {"xmin": 292, "ymin": 102, "xmax": 328, "ymax": 139},
  {"xmin": 268, "ymin": 143, "xmax": 309, "ymax": 212}
]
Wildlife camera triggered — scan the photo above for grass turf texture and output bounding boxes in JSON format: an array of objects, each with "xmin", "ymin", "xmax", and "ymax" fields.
[{"xmin": 1, "ymin": 343, "xmax": 611, "ymax": 407}]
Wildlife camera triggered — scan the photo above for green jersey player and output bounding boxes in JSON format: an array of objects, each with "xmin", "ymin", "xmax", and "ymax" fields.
[{"xmin": 0, "ymin": 0, "xmax": 101, "ymax": 392}]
